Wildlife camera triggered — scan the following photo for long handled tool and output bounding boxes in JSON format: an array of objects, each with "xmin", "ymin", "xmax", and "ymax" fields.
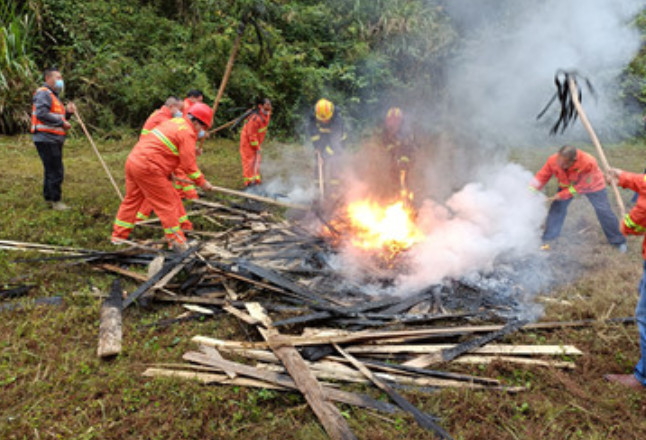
[
  {"xmin": 73, "ymin": 108, "xmax": 124, "ymax": 201},
  {"xmin": 566, "ymin": 76, "xmax": 625, "ymax": 218},
  {"xmin": 316, "ymin": 150, "xmax": 325, "ymax": 202},
  {"xmin": 538, "ymin": 70, "xmax": 625, "ymax": 218}
]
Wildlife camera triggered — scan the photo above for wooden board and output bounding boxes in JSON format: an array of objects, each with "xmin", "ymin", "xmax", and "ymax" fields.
[{"xmin": 98, "ymin": 280, "xmax": 123, "ymax": 358}]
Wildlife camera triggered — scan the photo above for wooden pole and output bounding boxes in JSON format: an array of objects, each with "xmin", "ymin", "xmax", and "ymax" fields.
[
  {"xmin": 198, "ymin": 27, "xmax": 245, "ymax": 149},
  {"xmin": 316, "ymin": 151, "xmax": 325, "ymax": 202},
  {"xmin": 73, "ymin": 108, "xmax": 124, "ymax": 201},
  {"xmin": 567, "ymin": 77, "xmax": 625, "ymax": 218}
]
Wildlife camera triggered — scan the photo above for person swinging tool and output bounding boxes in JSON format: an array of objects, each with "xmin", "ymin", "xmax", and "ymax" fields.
[
  {"xmin": 307, "ymin": 99, "xmax": 346, "ymax": 202},
  {"xmin": 239, "ymin": 98, "xmax": 272, "ymax": 189},
  {"xmin": 529, "ymin": 145, "xmax": 627, "ymax": 252},
  {"xmin": 111, "ymin": 103, "xmax": 215, "ymax": 251},
  {"xmin": 136, "ymin": 96, "xmax": 198, "ymax": 231},
  {"xmin": 383, "ymin": 107, "xmax": 415, "ymax": 202}
]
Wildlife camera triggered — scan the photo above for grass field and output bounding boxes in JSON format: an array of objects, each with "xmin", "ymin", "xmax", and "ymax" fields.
[{"xmin": 1, "ymin": 132, "xmax": 646, "ymax": 440}]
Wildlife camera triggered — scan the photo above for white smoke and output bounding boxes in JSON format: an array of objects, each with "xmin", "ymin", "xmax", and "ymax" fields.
[{"xmin": 400, "ymin": 163, "xmax": 547, "ymax": 290}]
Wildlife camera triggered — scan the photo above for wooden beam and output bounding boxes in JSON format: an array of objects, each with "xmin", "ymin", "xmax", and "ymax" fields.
[
  {"xmin": 334, "ymin": 344, "xmax": 453, "ymax": 440},
  {"xmin": 246, "ymin": 303, "xmax": 357, "ymax": 440},
  {"xmin": 98, "ymin": 280, "xmax": 123, "ymax": 358}
]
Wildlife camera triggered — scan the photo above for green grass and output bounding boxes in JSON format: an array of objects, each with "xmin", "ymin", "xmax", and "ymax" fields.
[{"xmin": 1, "ymin": 134, "xmax": 646, "ymax": 439}]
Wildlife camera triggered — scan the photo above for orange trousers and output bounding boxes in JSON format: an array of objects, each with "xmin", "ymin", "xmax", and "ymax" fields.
[
  {"xmin": 240, "ymin": 141, "xmax": 261, "ymax": 186},
  {"xmin": 136, "ymin": 169, "xmax": 197, "ymax": 230},
  {"xmin": 112, "ymin": 159, "xmax": 187, "ymax": 244}
]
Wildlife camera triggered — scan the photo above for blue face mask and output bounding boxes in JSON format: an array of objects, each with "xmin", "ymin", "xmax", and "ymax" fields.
[
  {"xmin": 198, "ymin": 129, "xmax": 205, "ymax": 139},
  {"xmin": 54, "ymin": 79, "xmax": 64, "ymax": 91},
  {"xmin": 174, "ymin": 110, "xmax": 183, "ymax": 118}
]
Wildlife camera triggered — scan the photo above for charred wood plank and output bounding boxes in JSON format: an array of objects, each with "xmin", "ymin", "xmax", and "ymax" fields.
[
  {"xmin": 404, "ymin": 320, "xmax": 528, "ymax": 368},
  {"xmin": 334, "ymin": 344, "xmax": 453, "ymax": 440},
  {"xmin": 123, "ymin": 245, "xmax": 200, "ymax": 309}
]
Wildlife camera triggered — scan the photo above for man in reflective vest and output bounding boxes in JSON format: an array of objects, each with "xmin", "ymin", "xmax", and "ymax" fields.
[
  {"xmin": 31, "ymin": 67, "xmax": 77, "ymax": 211},
  {"xmin": 111, "ymin": 103, "xmax": 215, "ymax": 251},
  {"xmin": 529, "ymin": 145, "xmax": 626, "ymax": 251},
  {"xmin": 137, "ymin": 96, "xmax": 197, "ymax": 230},
  {"xmin": 605, "ymin": 167, "xmax": 646, "ymax": 389},
  {"xmin": 240, "ymin": 98, "xmax": 272, "ymax": 188},
  {"xmin": 307, "ymin": 99, "xmax": 347, "ymax": 200}
]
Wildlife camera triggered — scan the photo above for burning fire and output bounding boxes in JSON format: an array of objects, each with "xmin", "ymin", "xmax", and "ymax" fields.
[{"xmin": 344, "ymin": 199, "xmax": 424, "ymax": 260}]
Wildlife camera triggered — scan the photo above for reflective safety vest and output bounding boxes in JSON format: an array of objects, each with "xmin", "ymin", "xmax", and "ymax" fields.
[{"xmin": 31, "ymin": 87, "xmax": 67, "ymax": 136}]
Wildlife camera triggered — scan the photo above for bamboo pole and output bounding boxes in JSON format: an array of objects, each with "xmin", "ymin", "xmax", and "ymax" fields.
[
  {"xmin": 73, "ymin": 109, "xmax": 124, "ymax": 201},
  {"xmin": 567, "ymin": 77, "xmax": 625, "ymax": 218}
]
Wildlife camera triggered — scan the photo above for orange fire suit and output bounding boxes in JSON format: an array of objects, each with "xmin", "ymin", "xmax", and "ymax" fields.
[
  {"xmin": 240, "ymin": 108, "xmax": 271, "ymax": 186},
  {"xmin": 112, "ymin": 117, "xmax": 206, "ymax": 245},
  {"xmin": 137, "ymin": 107, "xmax": 198, "ymax": 228},
  {"xmin": 182, "ymin": 98, "xmax": 196, "ymax": 117},
  {"xmin": 618, "ymin": 172, "xmax": 646, "ymax": 259},
  {"xmin": 530, "ymin": 150, "xmax": 606, "ymax": 200}
]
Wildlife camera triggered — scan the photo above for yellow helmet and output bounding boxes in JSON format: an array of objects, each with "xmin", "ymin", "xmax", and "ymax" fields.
[{"xmin": 315, "ymin": 99, "xmax": 335, "ymax": 122}]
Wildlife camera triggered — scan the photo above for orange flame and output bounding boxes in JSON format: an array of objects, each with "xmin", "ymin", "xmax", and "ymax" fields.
[{"xmin": 345, "ymin": 199, "xmax": 424, "ymax": 259}]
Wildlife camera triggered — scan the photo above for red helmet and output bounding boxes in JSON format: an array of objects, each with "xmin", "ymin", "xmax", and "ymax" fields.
[{"xmin": 188, "ymin": 103, "xmax": 213, "ymax": 129}]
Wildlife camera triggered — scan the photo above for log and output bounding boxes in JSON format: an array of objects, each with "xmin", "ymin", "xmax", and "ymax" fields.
[
  {"xmin": 346, "ymin": 344, "xmax": 582, "ymax": 356},
  {"xmin": 334, "ymin": 344, "xmax": 453, "ymax": 440},
  {"xmin": 98, "ymin": 280, "xmax": 123, "ymax": 358},
  {"xmin": 143, "ymin": 368, "xmax": 285, "ymax": 390},
  {"xmin": 246, "ymin": 303, "xmax": 357, "ymax": 440}
]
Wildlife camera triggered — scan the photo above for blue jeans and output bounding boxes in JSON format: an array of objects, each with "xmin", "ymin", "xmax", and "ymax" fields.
[
  {"xmin": 635, "ymin": 263, "xmax": 646, "ymax": 385},
  {"xmin": 542, "ymin": 188, "xmax": 626, "ymax": 245}
]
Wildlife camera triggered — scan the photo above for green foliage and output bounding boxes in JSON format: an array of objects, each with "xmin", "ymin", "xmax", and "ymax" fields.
[
  {"xmin": 23, "ymin": 0, "xmax": 455, "ymax": 138},
  {"xmin": 0, "ymin": 1, "xmax": 39, "ymax": 134}
]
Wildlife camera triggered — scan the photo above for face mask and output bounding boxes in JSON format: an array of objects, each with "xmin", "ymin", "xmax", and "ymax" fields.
[
  {"xmin": 198, "ymin": 129, "xmax": 205, "ymax": 139},
  {"xmin": 174, "ymin": 110, "xmax": 183, "ymax": 118},
  {"xmin": 54, "ymin": 79, "xmax": 64, "ymax": 91}
]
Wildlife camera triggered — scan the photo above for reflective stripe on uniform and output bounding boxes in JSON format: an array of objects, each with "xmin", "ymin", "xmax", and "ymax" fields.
[
  {"xmin": 250, "ymin": 141, "xmax": 259, "ymax": 146},
  {"xmin": 325, "ymin": 146, "xmax": 334, "ymax": 155},
  {"xmin": 625, "ymin": 214, "xmax": 646, "ymax": 233},
  {"xmin": 258, "ymin": 127, "xmax": 267, "ymax": 133},
  {"xmin": 528, "ymin": 186, "xmax": 539, "ymax": 193},
  {"xmin": 399, "ymin": 156, "xmax": 410, "ymax": 163},
  {"xmin": 182, "ymin": 185, "xmax": 195, "ymax": 192},
  {"xmin": 567, "ymin": 184, "xmax": 578, "ymax": 197},
  {"xmin": 188, "ymin": 170, "xmax": 202, "ymax": 180},
  {"xmin": 179, "ymin": 215, "xmax": 189, "ymax": 224},
  {"xmin": 115, "ymin": 219, "xmax": 135, "ymax": 229},
  {"xmin": 141, "ymin": 129, "xmax": 150, "ymax": 135},
  {"xmin": 319, "ymin": 128, "xmax": 331, "ymax": 133},
  {"xmin": 136, "ymin": 212, "xmax": 149, "ymax": 221},
  {"xmin": 244, "ymin": 176, "xmax": 255, "ymax": 182},
  {"xmin": 311, "ymin": 135, "xmax": 320, "ymax": 142},
  {"xmin": 164, "ymin": 225, "xmax": 181, "ymax": 235},
  {"xmin": 151, "ymin": 129, "xmax": 179, "ymax": 156}
]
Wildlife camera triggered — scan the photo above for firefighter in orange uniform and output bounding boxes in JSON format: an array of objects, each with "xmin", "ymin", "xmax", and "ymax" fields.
[
  {"xmin": 240, "ymin": 98, "xmax": 272, "ymax": 187},
  {"xmin": 183, "ymin": 89, "xmax": 204, "ymax": 116},
  {"xmin": 112, "ymin": 103, "xmax": 215, "ymax": 251},
  {"xmin": 140, "ymin": 96, "xmax": 183, "ymax": 138},
  {"xmin": 604, "ymin": 167, "xmax": 646, "ymax": 389},
  {"xmin": 31, "ymin": 67, "xmax": 77, "ymax": 211},
  {"xmin": 136, "ymin": 96, "xmax": 197, "ymax": 230},
  {"xmin": 383, "ymin": 107, "xmax": 415, "ymax": 199},
  {"xmin": 529, "ymin": 145, "xmax": 626, "ymax": 251}
]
